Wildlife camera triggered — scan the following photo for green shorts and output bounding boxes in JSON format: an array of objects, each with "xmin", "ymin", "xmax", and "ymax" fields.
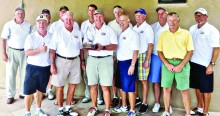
[{"xmin": 161, "ymin": 59, "xmax": 190, "ymax": 90}]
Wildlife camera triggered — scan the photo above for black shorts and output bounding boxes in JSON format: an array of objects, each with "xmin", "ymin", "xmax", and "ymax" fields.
[
  {"xmin": 190, "ymin": 62, "xmax": 213, "ymax": 93},
  {"xmin": 24, "ymin": 64, "xmax": 50, "ymax": 95}
]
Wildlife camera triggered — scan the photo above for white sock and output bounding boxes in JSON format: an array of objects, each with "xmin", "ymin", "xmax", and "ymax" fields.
[
  {"xmin": 25, "ymin": 112, "xmax": 30, "ymax": 114},
  {"xmin": 48, "ymin": 88, "xmax": 52, "ymax": 92},
  {"xmin": 65, "ymin": 105, "xmax": 71, "ymax": 110},
  {"xmin": 105, "ymin": 109, "xmax": 109, "ymax": 111},
  {"xmin": 36, "ymin": 108, "xmax": 41, "ymax": 111},
  {"xmin": 136, "ymin": 97, "xmax": 139, "ymax": 99},
  {"xmin": 198, "ymin": 107, "xmax": 204, "ymax": 113},
  {"xmin": 59, "ymin": 107, "xmax": 64, "ymax": 110},
  {"xmin": 130, "ymin": 110, "xmax": 135, "ymax": 113}
]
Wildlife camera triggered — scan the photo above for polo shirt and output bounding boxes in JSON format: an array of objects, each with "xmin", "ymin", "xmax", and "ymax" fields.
[
  {"xmin": 151, "ymin": 22, "xmax": 169, "ymax": 55},
  {"xmin": 190, "ymin": 22, "xmax": 220, "ymax": 67},
  {"xmin": 49, "ymin": 26, "xmax": 82, "ymax": 57},
  {"xmin": 1, "ymin": 19, "xmax": 31, "ymax": 49},
  {"xmin": 49, "ymin": 19, "xmax": 80, "ymax": 33},
  {"xmin": 81, "ymin": 19, "xmax": 94, "ymax": 38},
  {"xmin": 83, "ymin": 23, "xmax": 118, "ymax": 56},
  {"xmin": 117, "ymin": 27, "xmax": 139, "ymax": 61},
  {"xmin": 24, "ymin": 31, "xmax": 52, "ymax": 66},
  {"xmin": 133, "ymin": 21, "xmax": 154, "ymax": 54},
  {"xmin": 157, "ymin": 27, "xmax": 194, "ymax": 59}
]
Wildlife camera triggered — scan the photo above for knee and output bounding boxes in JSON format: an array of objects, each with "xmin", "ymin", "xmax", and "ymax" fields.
[
  {"xmin": 181, "ymin": 89, "xmax": 189, "ymax": 95},
  {"xmin": 90, "ymin": 85, "xmax": 98, "ymax": 91},
  {"xmin": 57, "ymin": 87, "xmax": 64, "ymax": 91},
  {"xmin": 102, "ymin": 86, "xmax": 110, "ymax": 91}
]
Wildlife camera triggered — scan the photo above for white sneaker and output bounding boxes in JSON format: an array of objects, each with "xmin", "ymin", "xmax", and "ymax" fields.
[
  {"xmin": 161, "ymin": 111, "xmax": 170, "ymax": 116},
  {"xmin": 152, "ymin": 103, "xmax": 160, "ymax": 112},
  {"xmin": 97, "ymin": 99, "xmax": 104, "ymax": 105},
  {"xmin": 47, "ymin": 91, "xmax": 55, "ymax": 100},
  {"xmin": 112, "ymin": 106, "xmax": 129, "ymax": 113},
  {"xmin": 169, "ymin": 106, "xmax": 173, "ymax": 114},
  {"xmin": 87, "ymin": 107, "xmax": 98, "ymax": 116},
  {"xmin": 82, "ymin": 97, "xmax": 91, "ymax": 103},
  {"xmin": 35, "ymin": 109, "xmax": 48, "ymax": 116}
]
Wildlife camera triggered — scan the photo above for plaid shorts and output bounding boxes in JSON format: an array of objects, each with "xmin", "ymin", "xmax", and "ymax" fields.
[{"xmin": 138, "ymin": 53, "xmax": 150, "ymax": 80}]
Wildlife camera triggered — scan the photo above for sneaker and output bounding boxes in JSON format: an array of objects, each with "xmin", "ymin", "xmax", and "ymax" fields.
[
  {"xmin": 97, "ymin": 99, "xmax": 104, "ymax": 105},
  {"xmin": 111, "ymin": 97, "xmax": 119, "ymax": 107},
  {"xmin": 169, "ymin": 106, "xmax": 173, "ymax": 115},
  {"xmin": 87, "ymin": 107, "xmax": 98, "ymax": 116},
  {"xmin": 57, "ymin": 109, "xmax": 64, "ymax": 116},
  {"xmin": 103, "ymin": 110, "xmax": 111, "ymax": 116},
  {"xmin": 138, "ymin": 104, "xmax": 148, "ymax": 114},
  {"xmin": 152, "ymin": 103, "xmax": 160, "ymax": 113},
  {"xmin": 35, "ymin": 109, "xmax": 47, "ymax": 116},
  {"xmin": 161, "ymin": 111, "xmax": 170, "ymax": 116},
  {"xmin": 135, "ymin": 97, "xmax": 141, "ymax": 106},
  {"xmin": 112, "ymin": 106, "xmax": 129, "ymax": 113},
  {"xmin": 82, "ymin": 97, "xmax": 91, "ymax": 103},
  {"xmin": 203, "ymin": 113, "xmax": 210, "ymax": 116},
  {"xmin": 64, "ymin": 108, "xmax": 78, "ymax": 116},
  {"xmin": 25, "ymin": 112, "xmax": 31, "ymax": 116},
  {"xmin": 47, "ymin": 91, "xmax": 55, "ymax": 100},
  {"xmin": 190, "ymin": 107, "xmax": 203, "ymax": 115},
  {"xmin": 127, "ymin": 111, "xmax": 136, "ymax": 116}
]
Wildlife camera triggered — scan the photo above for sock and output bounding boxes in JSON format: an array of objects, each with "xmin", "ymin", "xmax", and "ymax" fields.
[
  {"xmin": 25, "ymin": 112, "xmax": 30, "ymax": 114},
  {"xmin": 136, "ymin": 97, "xmax": 140, "ymax": 99},
  {"xmin": 59, "ymin": 107, "xmax": 64, "ymax": 111},
  {"xmin": 130, "ymin": 110, "xmax": 135, "ymax": 113},
  {"xmin": 198, "ymin": 107, "xmax": 204, "ymax": 113},
  {"xmin": 105, "ymin": 109, "xmax": 109, "ymax": 112},
  {"xmin": 66, "ymin": 105, "xmax": 71, "ymax": 110},
  {"xmin": 48, "ymin": 88, "xmax": 52, "ymax": 92},
  {"xmin": 36, "ymin": 108, "xmax": 41, "ymax": 111}
]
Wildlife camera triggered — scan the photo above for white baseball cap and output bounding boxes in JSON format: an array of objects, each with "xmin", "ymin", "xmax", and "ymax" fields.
[
  {"xmin": 194, "ymin": 8, "xmax": 207, "ymax": 15},
  {"xmin": 36, "ymin": 14, "xmax": 48, "ymax": 23}
]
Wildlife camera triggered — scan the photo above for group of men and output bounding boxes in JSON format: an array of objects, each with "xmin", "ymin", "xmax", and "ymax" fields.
[{"xmin": 1, "ymin": 3, "xmax": 219, "ymax": 116}]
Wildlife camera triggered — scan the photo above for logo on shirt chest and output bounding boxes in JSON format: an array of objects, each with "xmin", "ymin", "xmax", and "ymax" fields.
[
  {"xmin": 200, "ymin": 31, "xmax": 204, "ymax": 34},
  {"xmin": 101, "ymin": 32, "xmax": 106, "ymax": 35},
  {"xmin": 122, "ymin": 36, "xmax": 126, "ymax": 40},
  {"xmin": 140, "ymin": 30, "xmax": 144, "ymax": 33},
  {"xmin": 74, "ymin": 35, "xmax": 78, "ymax": 38}
]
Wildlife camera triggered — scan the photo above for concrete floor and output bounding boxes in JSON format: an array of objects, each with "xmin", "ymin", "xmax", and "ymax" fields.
[{"xmin": 0, "ymin": 88, "xmax": 219, "ymax": 116}]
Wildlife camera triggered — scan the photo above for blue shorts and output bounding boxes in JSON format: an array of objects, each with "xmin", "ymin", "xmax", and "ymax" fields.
[
  {"xmin": 148, "ymin": 54, "xmax": 162, "ymax": 83},
  {"xmin": 118, "ymin": 60, "xmax": 137, "ymax": 92},
  {"xmin": 24, "ymin": 64, "xmax": 50, "ymax": 95}
]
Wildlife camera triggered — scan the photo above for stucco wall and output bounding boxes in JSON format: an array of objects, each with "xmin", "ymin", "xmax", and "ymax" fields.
[{"xmin": 0, "ymin": 0, "xmax": 220, "ymax": 111}]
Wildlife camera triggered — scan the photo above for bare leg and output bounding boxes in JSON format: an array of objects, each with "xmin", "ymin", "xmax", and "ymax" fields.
[
  {"xmin": 101, "ymin": 86, "xmax": 111, "ymax": 110},
  {"xmin": 112, "ymin": 73, "xmax": 117, "ymax": 98},
  {"xmin": 90, "ymin": 84, "xmax": 98, "ymax": 107},
  {"xmin": 181, "ymin": 89, "xmax": 190, "ymax": 115},
  {"xmin": 35, "ymin": 90, "xmax": 43, "ymax": 108},
  {"xmin": 141, "ymin": 80, "xmax": 148, "ymax": 104},
  {"xmin": 25, "ymin": 94, "xmax": 34, "ymax": 112},
  {"xmin": 203, "ymin": 93, "xmax": 211, "ymax": 114},
  {"xmin": 56, "ymin": 86, "xmax": 64, "ymax": 107},
  {"xmin": 120, "ymin": 89, "xmax": 127, "ymax": 107},
  {"xmin": 135, "ymin": 80, "xmax": 138, "ymax": 98},
  {"xmin": 163, "ymin": 88, "xmax": 171, "ymax": 112},
  {"xmin": 153, "ymin": 83, "xmax": 161, "ymax": 103},
  {"xmin": 128, "ymin": 92, "xmax": 136, "ymax": 110},
  {"xmin": 66, "ymin": 84, "xmax": 76, "ymax": 105},
  {"xmin": 196, "ymin": 89, "xmax": 204, "ymax": 108}
]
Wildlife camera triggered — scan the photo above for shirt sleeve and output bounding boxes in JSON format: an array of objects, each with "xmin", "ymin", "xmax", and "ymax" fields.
[
  {"xmin": 108, "ymin": 27, "xmax": 118, "ymax": 45},
  {"xmin": 24, "ymin": 35, "xmax": 32, "ymax": 51},
  {"xmin": 157, "ymin": 33, "xmax": 163, "ymax": 51},
  {"xmin": 208, "ymin": 27, "xmax": 220, "ymax": 47},
  {"xmin": 147, "ymin": 26, "xmax": 154, "ymax": 44},
  {"xmin": 130, "ymin": 32, "xmax": 139, "ymax": 50},
  {"xmin": 1, "ymin": 22, "xmax": 10, "ymax": 39},
  {"xmin": 49, "ymin": 31, "xmax": 58, "ymax": 50},
  {"xmin": 186, "ymin": 31, "xmax": 194, "ymax": 51}
]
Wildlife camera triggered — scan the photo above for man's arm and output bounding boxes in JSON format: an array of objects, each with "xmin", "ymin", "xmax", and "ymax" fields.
[
  {"xmin": 158, "ymin": 51, "xmax": 175, "ymax": 72},
  {"xmin": 206, "ymin": 47, "xmax": 219, "ymax": 75},
  {"xmin": 143, "ymin": 43, "xmax": 153, "ymax": 68},
  {"xmin": 173, "ymin": 50, "xmax": 193, "ymax": 72},
  {"xmin": 1, "ymin": 39, "xmax": 8, "ymax": 62},
  {"xmin": 128, "ymin": 50, "xmax": 138, "ymax": 75},
  {"xmin": 96, "ymin": 44, "xmax": 118, "ymax": 51},
  {"xmin": 80, "ymin": 49, "xmax": 86, "ymax": 70},
  {"xmin": 25, "ymin": 43, "xmax": 47, "ymax": 56},
  {"xmin": 50, "ymin": 49, "xmax": 57, "ymax": 74}
]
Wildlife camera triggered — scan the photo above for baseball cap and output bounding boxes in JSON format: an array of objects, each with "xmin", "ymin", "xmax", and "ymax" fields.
[
  {"xmin": 15, "ymin": 7, "xmax": 24, "ymax": 12},
  {"xmin": 94, "ymin": 9, "xmax": 104, "ymax": 15},
  {"xmin": 42, "ymin": 9, "xmax": 50, "ymax": 14},
  {"xmin": 36, "ymin": 14, "xmax": 48, "ymax": 23},
  {"xmin": 134, "ymin": 8, "xmax": 146, "ymax": 15},
  {"xmin": 156, "ymin": 6, "xmax": 167, "ymax": 12},
  {"xmin": 194, "ymin": 8, "xmax": 207, "ymax": 15}
]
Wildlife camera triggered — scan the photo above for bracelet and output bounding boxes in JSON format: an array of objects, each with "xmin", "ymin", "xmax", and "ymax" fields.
[
  {"xmin": 51, "ymin": 62, "xmax": 55, "ymax": 64},
  {"xmin": 81, "ymin": 59, "xmax": 85, "ymax": 62},
  {"xmin": 102, "ymin": 46, "xmax": 106, "ymax": 50},
  {"xmin": 131, "ymin": 63, "xmax": 135, "ymax": 67}
]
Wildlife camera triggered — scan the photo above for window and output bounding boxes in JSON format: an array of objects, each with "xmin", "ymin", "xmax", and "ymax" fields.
[{"xmin": 158, "ymin": 0, "xmax": 186, "ymax": 3}]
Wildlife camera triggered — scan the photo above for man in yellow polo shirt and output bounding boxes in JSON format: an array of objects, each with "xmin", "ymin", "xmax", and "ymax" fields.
[{"xmin": 157, "ymin": 12, "xmax": 194, "ymax": 116}]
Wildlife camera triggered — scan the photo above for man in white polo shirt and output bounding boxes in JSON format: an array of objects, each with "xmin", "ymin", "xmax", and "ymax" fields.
[
  {"xmin": 23, "ymin": 14, "xmax": 51, "ymax": 116},
  {"xmin": 189, "ymin": 8, "xmax": 220, "ymax": 116},
  {"xmin": 115, "ymin": 14, "xmax": 139, "ymax": 116},
  {"xmin": 80, "ymin": 4, "xmax": 104, "ymax": 105},
  {"xmin": 133, "ymin": 8, "xmax": 154, "ymax": 114},
  {"xmin": 1, "ymin": 7, "xmax": 31, "ymax": 104},
  {"xmin": 149, "ymin": 7, "xmax": 170, "ymax": 113},
  {"xmin": 83, "ymin": 9, "xmax": 117, "ymax": 116},
  {"xmin": 49, "ymin": 11, "xmax": 85, "ymax": 116},
  {"xmin": 49, "ymin": 6, "xmax": 79, "ymax": 34}
]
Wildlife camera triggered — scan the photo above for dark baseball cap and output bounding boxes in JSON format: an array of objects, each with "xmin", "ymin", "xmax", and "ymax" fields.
[
  {"xmin": 41, "ymin": 9, "xmax": 50, "ymax": 14},
  {"xmin": 59, "ymin": 6, "xmax": 69, "ymax": 11}
]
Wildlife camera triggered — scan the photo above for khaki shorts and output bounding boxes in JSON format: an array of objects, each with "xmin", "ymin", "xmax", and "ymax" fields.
[
  {"xmin": 86, "ymin": 56, "xmax": 113, "ymax": 86},
  {"xmin": 51, "ymin": 56, "xmax": 81, "ymax": 87}
]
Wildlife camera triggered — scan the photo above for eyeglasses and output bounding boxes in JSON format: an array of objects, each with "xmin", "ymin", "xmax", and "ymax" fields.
[{"xmin": 194, "ymin": 14, "xmax": 206, "ymax": 18}]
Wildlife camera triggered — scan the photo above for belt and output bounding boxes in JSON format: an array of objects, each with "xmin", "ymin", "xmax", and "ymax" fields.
[
  {"xmin": 57, "ymin": 54, "xmax": 78, "ymax": 60},
  {"xmin": 169, "ymin": 58, "xmax": 182, "ymax": 60},
  {"xmin": 90, "ymin": 55, "xmax": 112, "ymax": 58},
  {"xmin": 9, "ymin": 47, "xmax": 24, "ymax": 51}
]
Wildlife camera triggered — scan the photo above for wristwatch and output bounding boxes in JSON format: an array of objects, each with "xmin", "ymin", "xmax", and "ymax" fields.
[{"xmin": 210, "ymin": 62, "xmax": 215, "ymax": 66}]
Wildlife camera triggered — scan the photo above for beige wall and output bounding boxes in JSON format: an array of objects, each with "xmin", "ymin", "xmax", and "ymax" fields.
[{"xmin": 0, "ymin": 0, "xmax": 220, "ymax": 111}]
